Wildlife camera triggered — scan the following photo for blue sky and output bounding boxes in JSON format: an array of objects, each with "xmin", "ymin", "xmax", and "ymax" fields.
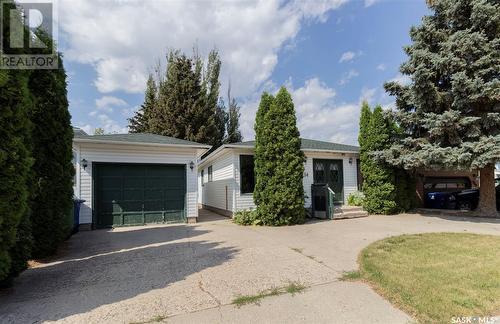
[{"xmin": 60, "ymin": 0, "xmax": 429, "ymax": 145}]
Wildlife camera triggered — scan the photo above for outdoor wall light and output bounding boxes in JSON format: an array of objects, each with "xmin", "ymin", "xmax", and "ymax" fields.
[
  {"xmin": 81, "ymin": 158, "xmax": 88, "ymax": 170},
  {"xmin": 189, "ymin": 161, "xmax": 195, "ymax": 170},
  {"xmin": 349, "ymin": 157, "xmax": 353, "ymax": 165}
]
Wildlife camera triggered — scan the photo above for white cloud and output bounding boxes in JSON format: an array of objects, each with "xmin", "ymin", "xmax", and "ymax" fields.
[
  {"xmin": 388, "ymin": 73, "xmax": 411, "ymax": 85},
  {"xmin": 96, "ymin": 114, "xmax": 129, "ymax": 134},
  {"xmin": 59, "ymin": 0, "xmax": 347, "ymax": 96},
  {"xmin": 339, "ymin": 51, "xmax": 355, "ymax": 63},
  {"xmin": 239, "ymin": 78, "xmax": 372, "ymax": 146},
  {"xmin": 376, "ymin": 63, "xmax": 386, "ymax": 71},
  {"xmin": 338, "ymin": 50, "xmax": 363, "ymax": 63},
  {"xmin": 359, "ymin": 87, "xmax": 377, "ymax": 104},
  {"xmin": 339, "ymin": 69, "xmax": 359, "ymax": 85},
  {"xmin": 364, "ymin": 0, "xmax": 381, "ymax": 8},
  {"xmin": 95, "ymin": 95, "xmax": 127, "ymax": 112}
]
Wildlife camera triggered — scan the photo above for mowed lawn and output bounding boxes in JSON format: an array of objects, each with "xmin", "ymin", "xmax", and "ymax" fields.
[{"xmin": 357, "ymin": 233, "xmax": 500, "ymax": 323}]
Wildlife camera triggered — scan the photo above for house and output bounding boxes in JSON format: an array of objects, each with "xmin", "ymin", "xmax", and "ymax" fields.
[
  {"xmin": 72, "ymin": 128, "xmax": 210, "ymax": 229},
  {"xmin": 198, "ymin": 139, "xmax": 360, "ymax": 216}
]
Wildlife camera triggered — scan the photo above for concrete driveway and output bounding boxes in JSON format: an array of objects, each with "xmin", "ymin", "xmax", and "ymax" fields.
[{"xmin": 1, "ymin": 211, "xmax": 499, "ymax": 324}]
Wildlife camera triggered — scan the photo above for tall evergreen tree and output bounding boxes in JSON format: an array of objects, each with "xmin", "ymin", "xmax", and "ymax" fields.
[
  {"xmin": 0, "ymin": 69, "xmax": 33, "ymax": 283},
  {"xmin": 28, "ymin": 34, "xmax": 74, "ymax": 257},
  {"xmin": 128, "ymin": 74, "xmax": 157, "ymax": 133},
  {"xmin": 382, "ymin": 0, "xmax": 500, "ymax": 216},
  {"xmin": 146, "ymin": 48, "xmax": 224, "ymax": 146},
  {"xmin": 360, "ymin": 105, "xmax": 399, "ymax": 214},
  {"xmin": 253, "ymin": 92, "xmax": 274, "ymax": 207},
  {"xmin": 224, "ymin": 84, "xmax": 242, "ymax": 144},
  {"xmin": 254, "ymin": 87, "xmax": 305, "ymax": 225},
  {"xmin": 0, "ymin": 3, "xmax": 33, "ymax": 284},
  {"xmin": 358, "ymin": 101, "xmax": 372, "ymax": 151}
]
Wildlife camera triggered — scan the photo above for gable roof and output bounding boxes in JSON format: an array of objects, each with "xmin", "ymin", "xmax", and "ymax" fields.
[
  {"xmin": 73, "ymin": 131, "xmax": 211, "ymax": 149},
  {"xmin": 200, "ymin": 138, "xmax": 359, "ymax": 167}
]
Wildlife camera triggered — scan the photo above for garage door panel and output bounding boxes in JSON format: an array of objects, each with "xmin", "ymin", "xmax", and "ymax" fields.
[
  {"xmin": 100, "ymin": 189, "xmax": 121, "ymax": 202},
  {"xmin": 95, "ymin": 163, "xmax": 186, "ymax": 228},
  {"xmin": 123, "ymin": 189, "xmax": 144, "ymax": 200},
  {"xmin": 164, "ymin": 211, "xmax": 183, "ymax": 223},
  {"xmin": 145, "ymin": 212, "xmax": 163, "ymax": 223},
  {"xmin": 123, "ymin": 177, "xmax": 144, "ymax": 188}
]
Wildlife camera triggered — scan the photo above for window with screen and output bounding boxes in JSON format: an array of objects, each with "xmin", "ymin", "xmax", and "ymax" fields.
[
  {"xmin": 240, "ymin": 155, "xmax": 255, "ymax": 194},
  {"xmin": 208, "ymin": 166, "xmax": 213, "ymax": 182},
  {"xmin": 201, "ymin": 169, "xmax": 205, "ymax": 186}
]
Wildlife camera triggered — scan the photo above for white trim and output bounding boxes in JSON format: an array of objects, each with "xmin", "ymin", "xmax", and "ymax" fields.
[{"xmin": 74, "ymin": 138, "xmax": 211, "ymax": 150}]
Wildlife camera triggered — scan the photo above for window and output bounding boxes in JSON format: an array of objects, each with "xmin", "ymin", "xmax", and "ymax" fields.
[
  {"xmin": 208, "ymin": 166, "xmax": 213, "ymax": 182},
  {"xmin": 240, "ymin": 155, "xmax": 255, "ymax": 194},
  {"xmin": 201, "ymin": 169, "xmax": 205, "ymax": 186}
]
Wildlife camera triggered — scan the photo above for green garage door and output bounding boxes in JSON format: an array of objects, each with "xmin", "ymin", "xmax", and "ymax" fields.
[{"xmin": 94, "ymin": 163, "xmax": 186, "ymax": 228}]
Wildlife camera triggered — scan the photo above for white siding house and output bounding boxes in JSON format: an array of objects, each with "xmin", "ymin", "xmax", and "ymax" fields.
[
  {"xmin": 199, "ymin": 139, "xmax": 360, "ymax": 216},
  {"xmin": 72, "ymin": 129, "xmax": 210, "ymax": 228}
]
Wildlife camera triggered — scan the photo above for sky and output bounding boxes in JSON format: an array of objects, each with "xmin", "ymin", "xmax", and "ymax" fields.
[{"xmin": 60, "ymin": 0, "xmax": 429, "ymax": 145}]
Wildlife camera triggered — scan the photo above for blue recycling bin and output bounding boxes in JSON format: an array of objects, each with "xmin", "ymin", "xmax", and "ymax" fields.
[
  {"xmin": 425, "ymin": 192, "xmax": 455, "ymax": 209},
  {"xmin": 72, "ymin": 199, "xmax": 86, "ymax": 234}
]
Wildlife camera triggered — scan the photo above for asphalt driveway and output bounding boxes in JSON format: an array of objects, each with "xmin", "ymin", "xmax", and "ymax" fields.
[{"xmin": 1, "ymin": 211, "xmax": 499, "ymax": 323}]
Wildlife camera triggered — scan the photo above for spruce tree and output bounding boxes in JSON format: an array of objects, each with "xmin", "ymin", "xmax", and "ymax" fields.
[
  {"xmin": 360, "ymin": 106, "xmax": 398, "ymax": 214},
  {"xmin": 129, "ymin": 74, "xmax": 157, "ymax": 133},
  {"xmin": 148, "ymin": 48, "xmax": 224, "ymax": 146},
  {"xmin": 254, "ymin": 87, "xmax": 305, "ymax": 225},
  {"xmin": 382, "ymin": 0, "xmax": 500, "ymax": 216},
  {"xmin": 28, "ymin": 36, "xmax": 74, "ymax": 257}
]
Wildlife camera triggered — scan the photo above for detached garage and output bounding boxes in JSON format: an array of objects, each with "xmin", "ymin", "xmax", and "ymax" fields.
[{"xmin": 72, "ymin": 129, "xmax": 210, "ymax": 229}]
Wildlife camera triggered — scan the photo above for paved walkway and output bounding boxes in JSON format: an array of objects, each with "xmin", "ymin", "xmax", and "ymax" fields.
[{"xmin": 0, "ymin": 211, "xmax": 498, "ymax": 323}]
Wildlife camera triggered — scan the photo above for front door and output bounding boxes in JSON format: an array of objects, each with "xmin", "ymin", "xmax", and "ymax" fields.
[{"xmin": 313, "ymin": 159, "xmax": 344, "ymax": 204}]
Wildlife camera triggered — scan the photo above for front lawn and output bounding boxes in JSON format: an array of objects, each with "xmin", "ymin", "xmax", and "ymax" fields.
[{"xmin": 356, "ymin": 233, "xmax": 500, "ymax": 323}]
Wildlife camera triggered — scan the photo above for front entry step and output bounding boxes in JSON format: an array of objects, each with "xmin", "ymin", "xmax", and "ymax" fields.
[{"xmin": 333, "ymin": 206, "xmax": 368, "ymax": 219}]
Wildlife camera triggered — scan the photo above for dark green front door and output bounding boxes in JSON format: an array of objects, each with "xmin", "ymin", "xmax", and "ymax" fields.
[
  {"xmin": 94, "ymin": 163, "xmax": 186, "ymax": 228},
  {"xmin": 313, "ymin": 159, "xmax": 344, "ymax": 204}
]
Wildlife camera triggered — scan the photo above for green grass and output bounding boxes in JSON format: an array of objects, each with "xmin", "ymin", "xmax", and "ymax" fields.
[
  {"xmin": 340, "ymin": 270, "xmax": 362, "ymax": 281},
  {"xmin": 129, "ymin": 315, "xmax": 167, "ymax": 324},
  {"xmin": 232, "ymin": 282, "xmax": 306, "ymax": 307},
  {"xmin": 357, "ymin": 233, "xmax": 500, "ymax": 323}
]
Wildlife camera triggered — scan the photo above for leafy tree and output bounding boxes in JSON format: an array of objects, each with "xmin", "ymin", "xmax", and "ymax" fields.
[
  {"xmin": 0, "ymin": 69, "xmax": 33, "ymax": 283},
  {"xmin": 28, "ymin": 35, "xmax": 74, "ymax": 257},
  {"xmin": 360, "ymin": 105, "xmax": 399, "ymax": 214},
  {"xmin": 224, "ymin": 84, "xmax": 242, "ymax": 144},
  {"xmin": 382, "ymin": 0, "xmax": 500, "ymax": 216},
  {"xmin": 253, "ymin": 87, "xmax": 305, "ymax": 225},
  {"xmin": 128, "ymin": 74, "xmax": 157, "ymax": 133}
]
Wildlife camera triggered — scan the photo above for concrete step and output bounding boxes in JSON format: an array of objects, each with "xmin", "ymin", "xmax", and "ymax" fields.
[{"xmin": 333, "ymin": 205, "xmax": 368, "ymax": 219}]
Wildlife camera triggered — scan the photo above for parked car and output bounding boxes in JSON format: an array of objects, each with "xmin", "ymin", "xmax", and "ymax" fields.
[
  {"xmin": 423, "ymin": 177, "xmax": 471, "ymax": 209},
  {"xmin": 455, "ymin": 178, "xmax": 500, "ymax": 211},
  {"xmin": 425, "ymin": 191, "xmax": 458, "ymax": 209}
]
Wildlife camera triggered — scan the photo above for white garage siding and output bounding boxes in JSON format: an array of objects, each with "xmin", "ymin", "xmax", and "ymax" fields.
[
  {"xmin": 199, "ymin": 151, "xmax": 235, "ymax": 214},
  {"xmin": 73, "ymin": 142, "xmax": 200, "ymax": 225}
]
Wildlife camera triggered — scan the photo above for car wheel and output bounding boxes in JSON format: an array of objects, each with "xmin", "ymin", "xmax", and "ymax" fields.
[{"xmin": 458, "ymin": 201, "xmax": 472, "ymax": 211}]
